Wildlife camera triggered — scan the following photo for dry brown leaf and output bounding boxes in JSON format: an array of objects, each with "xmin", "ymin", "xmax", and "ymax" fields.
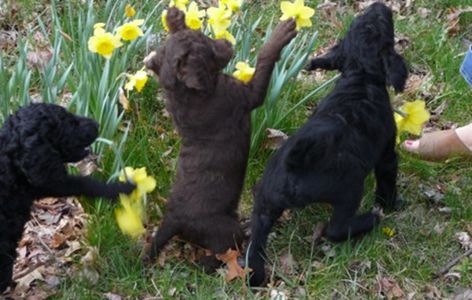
[
  {"xmin": 377, "ymin": 277, "xmax": 405, "ymax": 300},
  {"xmin": 71, "ymin": 153, "xmax": 99, "ymax": 176},
  {"xmin": 279, "ymin": 253, "xmax": 297, "ymax": 276},
  {"xmin": 455, "ymin": 232, "xmax": 472, "ymax": 250},
  {"xmin": 81, "ymin": 247, "xmax": 99, "ymax": 268},
  {"xmin": 104, "ymin": 292, "xmax": 124, "ymax": 300},
  {"xmin": 27, "ymin": 49, "xmax": 52, "ymax": 70},
  {"xmin": 418, "ymin": 7, "xmax": 432, "ymax": 18},
  {"xmin": 11, "ymin": 194, "xmax": 87, "ymax": 296},
  {"xmin": 395, "ymin": 34, "xmax": 410, "ymax": 53},
  {"xmin": 270, "ymin": 289, "xmax": 288, "ymax": 300},
  {"xmin": 312, "ymin": 222, "xmax": 326, "ymax": 244},
  {"xmin": 15, "ymin": 266, "xmax": 45, "ymax": 291},
  {"xmin": 50, "ymin": 233, "xmax": 67, "ymax": 249},
  {"xmin": 64, "ymin": 240, "xmax": 82, "ymax": 257},
  {"xmin": 424, "ymin": 284, "xmax": 442, "ymax": 299},
  {"xmin": 37, "ymin": 210, "xmax": 62, "ymax": 225},
  {"xmin": 119, "ymin": 88, "xmax": 130, "ymax": 112},
  {"xmin": 446, "ymin": 7, "xmax": 472, "ymax": 36},
  {"xmin": 0, "ymin": 30, "xmax": 18, "ymax": 50},
  {"xmin": 348, "ymin": 260, "xmax": 372, "ymax": 276},
  {"xmin": 444, "ymin": 272, "xmax": 461, "ymax": 282},
  {"xmin": 317, "ymin": 1, "xmax": 343, "ymax": 30},
  {"xmin": 264, "ymin": 128, "xmax": 288, "ymax": 150},
  {"xmin": 215, "ymin": 249, "xmax": 250, "ymax": 282},
  {"xmin": 454, "ymin": 289, "xmax": 472, "ymax": 300}
]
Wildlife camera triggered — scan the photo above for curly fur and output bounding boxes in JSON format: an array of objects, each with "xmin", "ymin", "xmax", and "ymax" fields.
[
  {"xmin": 246, "ymin": 2, "xmax": 409, "ymax": 286},
  {"xmin": 0, "ymin": 103, "xmax": 134, "ymax": 293},
  {"xmin": 143, "ymin": 7, "xmax": 297, "ymax": 271}
]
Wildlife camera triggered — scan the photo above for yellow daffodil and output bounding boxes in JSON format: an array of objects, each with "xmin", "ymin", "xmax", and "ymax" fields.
[
  {"xmin": 207, "ymin": 4, "xmax": 232, "ymax": 34},
  {"xmin": 116, "ymin": 19, "xmax": 145, "ymax": 41},
  {"xmin": 93, "ymin": 23, "xmax": 106, "ymax": 35},
  {"xmin": 88, "ymin": 24, "xmax": 123, "ymax": 59},
  {"xmin": 119, "ymin": 166, "xmax": 157, "ymax": 196},
  {"xmin": 170, "ymin": 0, "xmax": 189, "ymax": 10},
  {"xmin": 185, "ymin": 2, "xmax": 205, "ymax": 30},
  {"xmin": 280, "ymin": 0, "xmax": 315, "ymax": 30},
  {"xmin": 233, "ymin": 61, "xmax": 254, "ymax": 83},
  {"xmin": 125, "ymin": 4, "xmax": 136, "ymax": 18},
  {"xmin": 214, "ymin": 29, "xmax": 236, "ymax": 45},
  {"xmin": 394, "ymin": 112, "xmax": 404, "ymax": 144},
  {"xmin": 161, "ymin": 9, "xmax": 169, "ymax": 32},
  {"xmin": 125, "ymin": 69, "xmax": 149, "ymax": 92},
  {"xmin": 115, "ymin": 194, "xmax": 145, "ymax": 238},
  {"xmin": 382, "ymin": 226, "xmax": 396, "ymax": 238},
  {"xmin": 395, "ymin": 100, "xmax": 430, "ymax": 136},
  {"xmin": 221, "ymin": 0, "xmax": 242, "ymax": 12}
]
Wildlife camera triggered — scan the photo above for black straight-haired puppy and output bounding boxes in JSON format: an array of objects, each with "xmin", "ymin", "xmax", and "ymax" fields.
[
  {"xmin": 0, "ymin": 103, "xmax": 135, "ymax": 293},
  {"xmin": 143, "ymin": 7, "xmax": 297, "ymax": 271},
  {"xmin": 246, "ymin": 2, "xmax": 408, "ymax": 286}
]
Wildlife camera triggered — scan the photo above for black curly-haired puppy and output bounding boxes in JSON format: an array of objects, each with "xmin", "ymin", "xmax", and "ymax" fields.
[
  {"xmin": 143, "ymin": 7, "xmax": 297, "ymax": 271},
  {"xmin": 0, "ymin": 103, "xmax": 135, "ymax": 293},
  {"xmin": 246, "ymin": 2, "xmax": 408, "ymax": 286}
]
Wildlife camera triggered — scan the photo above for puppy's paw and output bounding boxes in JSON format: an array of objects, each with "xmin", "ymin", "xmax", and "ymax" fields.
[
  {"xmin": 270, "ymin": 18, "xmax": 297, "ymax": 48},
  {"xmin": 392, "ymin": 194, "xmax": 406, "ymax": 211},
  {"xmin": 105, "ymin": 182, "xmax": 136, "ymax": 199},
  {"xmin": 143, "ymin": 51, "xmax": 157, "ymax": 65},
  {"xmin": 371, "ymin": 204, "xmax": 384, "ymax": 218}
]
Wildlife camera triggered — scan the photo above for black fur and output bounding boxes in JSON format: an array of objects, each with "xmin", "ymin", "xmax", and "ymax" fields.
[
  {"xmin": 246, "ymin": 2, "xmax": 408, "ymax": 286},
  {"xmin": 0, "ymin": 103, "xmax": 134, "ymax": 293}
]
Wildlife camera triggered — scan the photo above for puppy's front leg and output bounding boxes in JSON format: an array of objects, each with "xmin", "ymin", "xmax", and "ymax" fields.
[
  {"xmin": 247, "ymin": 19, "xmax": 297, "ymax": 109},
  {"xmin": 38, "ymin": 176, "xmax": 135, "ymax": 200},
  {"xmin": 375, "ymin": 142, "xmax": 400, "ymax": 210},
  {"xmin": 0, "ymin": 249, "xmax": 15, "ymax": 293}
]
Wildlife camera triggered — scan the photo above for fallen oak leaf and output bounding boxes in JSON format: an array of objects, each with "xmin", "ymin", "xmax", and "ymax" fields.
[
  {"xmin": 377, "ymin": 276, "xmax": 405, "ymax": 300},
  {"xmin": 216, "ymin": 249, "xmax": 251, "ymax": 282}
]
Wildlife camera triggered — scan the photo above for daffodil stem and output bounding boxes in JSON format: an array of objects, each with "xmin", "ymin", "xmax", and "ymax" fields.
[{"xmin": 393, "ymin": 108, "xmax": 408, "ymax": 118}]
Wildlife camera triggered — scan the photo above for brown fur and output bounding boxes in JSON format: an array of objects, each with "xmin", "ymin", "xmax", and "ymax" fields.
[{"xmin": 144, "ymin": 7, "xmax": 297, "ymax": 270}]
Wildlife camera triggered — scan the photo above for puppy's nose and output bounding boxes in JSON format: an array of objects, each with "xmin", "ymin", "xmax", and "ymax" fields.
[{"xmin": 80, "ymin": 118, "xmax": 99, "ymax": 140}]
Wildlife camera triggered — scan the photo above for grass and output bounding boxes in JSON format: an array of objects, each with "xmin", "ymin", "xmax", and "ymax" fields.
[{"xmin": 3, "ymin": 0, "xmax": 472, "ymax": 299}]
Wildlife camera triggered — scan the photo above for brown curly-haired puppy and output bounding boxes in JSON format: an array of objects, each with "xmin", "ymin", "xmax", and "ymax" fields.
[{"xmin": 144, "ymin": 7, "xmax": 297, "ymax": 270}]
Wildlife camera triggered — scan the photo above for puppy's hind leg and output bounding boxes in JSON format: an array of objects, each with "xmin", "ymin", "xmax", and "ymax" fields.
[
  {"xmin": 145, "ymin": 218, "xmax": 178, "ymax": 265},
  {"xmin": 247, "ymin": 205, "xmax": 283, "ymax": 286},
  {"xmin": 194, "ymin": 216, "xmax": 244, "ymax": 273},
  {"xmin": 0, "ymin": 243, "xmax": 16, "ymax": 293},
  {"xmin": 325, "ymin": 188, "xmax": 380, "ymax": 242},
  {"xmin": 375, "ymin": 142, "xmax": 400, "ymax": 211}
]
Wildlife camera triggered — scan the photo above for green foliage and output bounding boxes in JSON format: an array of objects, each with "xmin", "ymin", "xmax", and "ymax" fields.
[
  {"xmin": 0, "ymin": 43, "xmax": 31, "ymax": 122},
  {"xmin": 225, "ymin": 8, "xmax": 324, "ymax": 154}
]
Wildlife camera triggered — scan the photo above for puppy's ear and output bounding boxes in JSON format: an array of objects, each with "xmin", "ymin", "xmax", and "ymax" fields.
[
  {"xmin": 212, "ymin": 39, "xmax": 233, "ymax": 70},
  {"xmin": 167, "ymin": 7, "xmax": 187, "ymax": 33},
  {"xmin": 19, "ymin": 134, "xmax": 65, "ymax": 187},
  {"xmin": 173, "ymin": 48, "xmax": 208, "ymax": 90},
  {"xmin": 382, "ymin": 50, "xmax": 408, "ymax": 93},
  {"xmin": 306, "ymin": 43, "xmax": 344, "ymax": 71}
]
